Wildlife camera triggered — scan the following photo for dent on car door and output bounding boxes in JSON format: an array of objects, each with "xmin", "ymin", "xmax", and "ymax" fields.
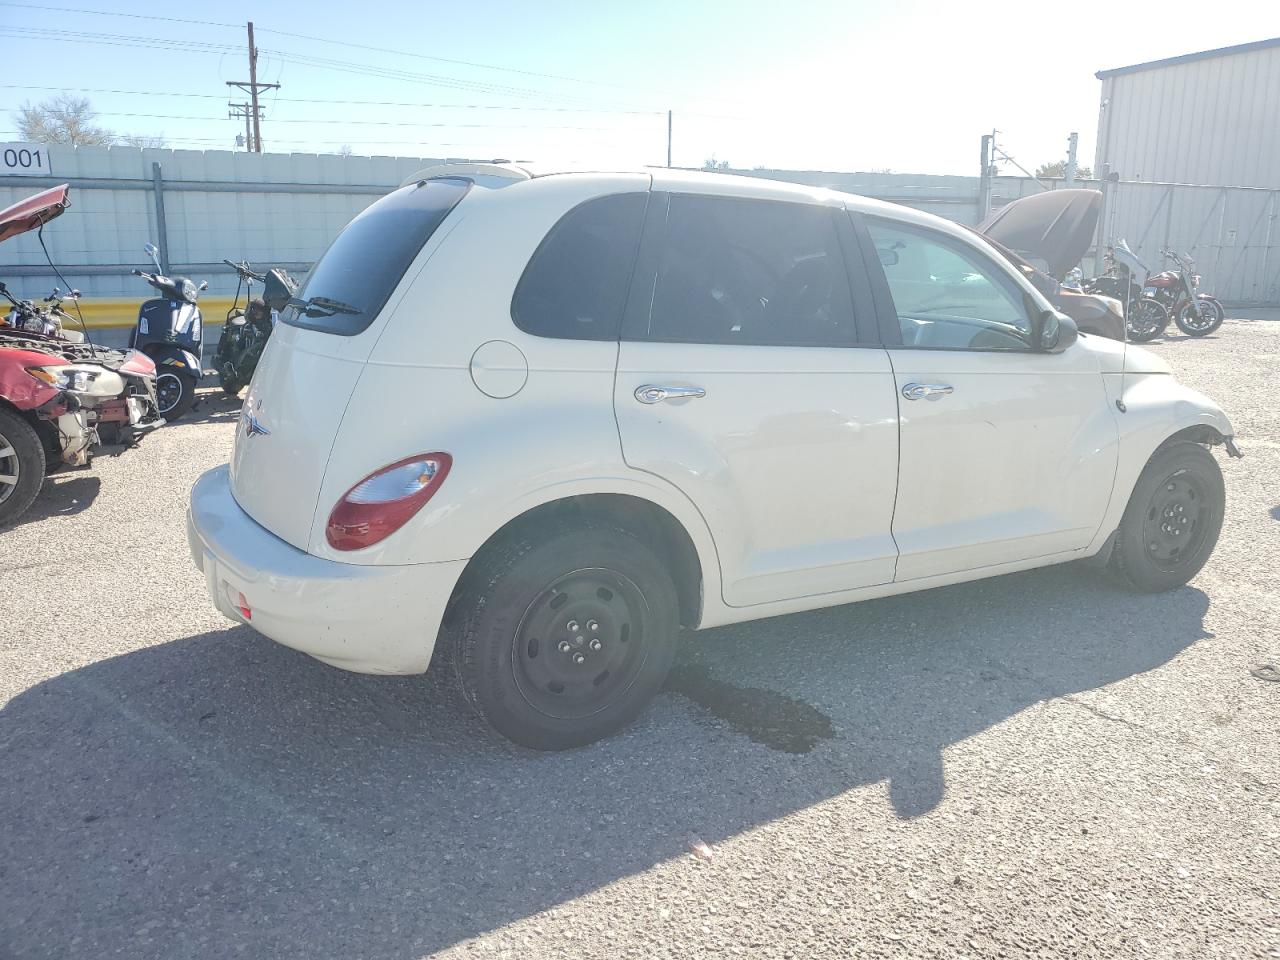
[
  {"xmin": 857, "ymin": 214, "xmax": 1117, "ymax": 581},
  {"xmin": 614, "ymin": 192, "xmax": 900, "ymax": 606}
]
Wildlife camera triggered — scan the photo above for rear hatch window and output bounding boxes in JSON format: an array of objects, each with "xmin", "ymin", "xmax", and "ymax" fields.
[{"xmin": 284, "ymin": 176, "xmax": 471, "ymax": 336}]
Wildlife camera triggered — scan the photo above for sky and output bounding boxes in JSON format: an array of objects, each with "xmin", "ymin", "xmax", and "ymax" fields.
[{"xmin": 2, "ymin": 0, "xmax": 1278, "ymax": 177}]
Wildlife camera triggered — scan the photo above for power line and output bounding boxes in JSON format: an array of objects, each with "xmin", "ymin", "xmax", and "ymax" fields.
[
  {"xmin": 84, "ymin": 110, "xmax": 617, "ymax": 130},
  {"xmin": 0, "ymin": 0, "xmax": 239, "ymax": 29},
  {"xmin": 0, "ymin": 84, "xmax": 668, "ymax": 115},
  {"xmin": 0, "ymin": 0, "xmax": 679, "ymax": 98}
]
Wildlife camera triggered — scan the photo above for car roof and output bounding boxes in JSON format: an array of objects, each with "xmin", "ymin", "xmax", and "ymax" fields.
[{"xmin": 399, "ymin": 161, "xmax": 971, "ymax": 240}]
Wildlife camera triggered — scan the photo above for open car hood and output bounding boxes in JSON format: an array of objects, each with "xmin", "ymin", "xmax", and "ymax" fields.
[
  {"xmin": 0, "ymin": 184, "xmax": 70, "ymax": 244},
  {"xmin": 979, "ymin": 188, "xmax": 1101, "ymax": 277}
]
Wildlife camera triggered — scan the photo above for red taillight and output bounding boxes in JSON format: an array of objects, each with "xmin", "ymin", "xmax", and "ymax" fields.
[{"xmin": 325, "ymin": 453, "xmax": 452, "ymax": 551}]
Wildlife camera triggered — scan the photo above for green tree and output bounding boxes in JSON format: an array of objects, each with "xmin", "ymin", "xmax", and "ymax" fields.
[{"xmin": 1035, "ymin": 159, "xmax": 1093, "ymax": 179}]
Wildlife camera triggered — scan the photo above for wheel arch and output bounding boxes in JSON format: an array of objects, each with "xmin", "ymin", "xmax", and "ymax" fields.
[{"xmin": 447, "ymin": 491, "xmax": 710, "ymax": 630}]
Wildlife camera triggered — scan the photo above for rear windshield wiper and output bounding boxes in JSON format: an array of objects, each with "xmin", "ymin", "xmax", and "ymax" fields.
[{"xmin": 289, "ymin": 295, "xmax": 361, "ymax": 317}]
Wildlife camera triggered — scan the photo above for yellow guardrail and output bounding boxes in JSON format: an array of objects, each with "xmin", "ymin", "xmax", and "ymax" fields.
[{"xmin": 54, "ymin": 298, "xmax": 240, "ymax": 329}]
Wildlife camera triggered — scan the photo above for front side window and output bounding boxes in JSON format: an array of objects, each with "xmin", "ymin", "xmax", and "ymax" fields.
[
  {"xmin": 284, "ymin": 177, "xmax": 470, "ymax": 336},
  {"xmin": 641, "ymin": 195, "xmax": 858, "ymax": 347},
  {"xmin": 866, "ymin": 218, "xmax": 1035, "ymax": 351},
  {"xmin": 511, "ymin": 193, "xmax": 647, "ymax": 341}
]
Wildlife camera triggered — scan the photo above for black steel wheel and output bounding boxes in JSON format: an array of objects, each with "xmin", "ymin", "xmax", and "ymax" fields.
[
  {"xmin": 0, "ymin": 407, "xmax": 45, "ymax": 526},
  {"xmin": 452, "ymin": 524, "xmax": 681, "ymax": 750},
  {"xmin": 1110, "ymin": 441, "xmax": 1224, "ymax": 592},
  {"xmin": 512, "ymin": 568, "xmax": 650, "ymax": 721},
  {"xmin": 1174, "ymin": 296, "xmax": 1224, "ymax": 336},
  {"xmin": 1127, "ymin": 297, "xmax": 1169, "ymax": 342},
  {"xmin": 155, "ymin": 371, "xmax": 197, "ymax": 421}
]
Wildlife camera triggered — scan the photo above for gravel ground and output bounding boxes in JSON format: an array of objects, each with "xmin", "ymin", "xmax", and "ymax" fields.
[{"xmin": 1, "ymin": 321, "xmax": 1277, "ymax": 960}]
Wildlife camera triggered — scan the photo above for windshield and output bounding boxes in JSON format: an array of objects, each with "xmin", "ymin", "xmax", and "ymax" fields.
[{"xmin": 284, "ymin": 177, "xmax": 471, "ymax": 336}]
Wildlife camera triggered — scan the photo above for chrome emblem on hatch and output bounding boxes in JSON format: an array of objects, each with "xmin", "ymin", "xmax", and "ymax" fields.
[{"xmin": 241, "ymin": 397, "xmax": 270, "ymax": 438}]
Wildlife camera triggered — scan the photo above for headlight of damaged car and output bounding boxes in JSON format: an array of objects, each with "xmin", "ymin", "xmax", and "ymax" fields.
[{"xmin": 26, "ymin": 365, "xmax": 94, "ymax": 393}]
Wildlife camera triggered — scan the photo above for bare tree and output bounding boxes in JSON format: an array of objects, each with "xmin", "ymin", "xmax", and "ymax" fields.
[
  {"xmin": 16, "ymin": 96, "xmax": 115, "ymax": 146},
  {"xmin": 701, "ymin": 155, "xmax": 731, "ymax": 172},
  {"xmin": 117, "ymin": 134, "xmax": 168, "ymax": 149},
  {"xmin": 338, "ymin": 144, "xmax": 354, "ymax": 158}
]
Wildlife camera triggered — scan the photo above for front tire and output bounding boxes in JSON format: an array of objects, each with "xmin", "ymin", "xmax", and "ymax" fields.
[
  {"xmin": 1110, "ymin": 441, "xmax": 1224, "ymax": 592},
  {"xmin": 1174, "ymin": 296, "xmax": 1224, "ymax": 336},
  {"xmin": 452, "ymin": 525, "xmax": 680, "ymax": 750},
  {"xmin": 1127, "ymin": 297, "xmax": 1169, "ymax": 342},
  {"xmin": 0, "ymin": 407, "xmax": 46, "ymax": 526},
  {"xmin": 155, "ymin": 371, "xmax": 197, "ymax": 421}
]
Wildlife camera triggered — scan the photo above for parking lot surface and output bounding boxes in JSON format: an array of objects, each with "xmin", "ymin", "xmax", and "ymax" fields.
[{"xmin": 2, "ymin": 322, "xmax": 1277, "ymax": 959}]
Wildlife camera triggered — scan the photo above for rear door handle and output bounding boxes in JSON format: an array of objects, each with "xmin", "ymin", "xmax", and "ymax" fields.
[
  {"xmin": 901, "ymin": 382, "xmax": 954, "ymax": 401},
  {"xmin": 634, "ymin": 384, "xmax": 707, "ymax": 404}
]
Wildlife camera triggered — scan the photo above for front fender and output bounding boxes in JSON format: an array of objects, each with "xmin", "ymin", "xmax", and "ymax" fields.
[
  {"xmin": 1090, "ymin": 372, "xmax": 1236, "ymax": 551},
  {"xmin": 148, "ymin": 345, "xmax": 202, "ymax": 377}
]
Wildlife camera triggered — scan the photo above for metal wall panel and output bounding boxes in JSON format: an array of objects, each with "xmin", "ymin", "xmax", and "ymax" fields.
[{"xmin": 1096, "ymin": 43, "xmax": 1280, "ymax": 188}]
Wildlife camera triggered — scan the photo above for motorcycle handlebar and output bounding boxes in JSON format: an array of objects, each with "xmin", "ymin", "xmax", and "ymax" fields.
[{"xmin": 223, "ymin": 258, "xmax": 266, "ymax": 281}]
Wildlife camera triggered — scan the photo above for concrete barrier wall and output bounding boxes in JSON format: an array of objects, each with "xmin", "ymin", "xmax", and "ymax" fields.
[{"xmin": 3, "ymin": 145, "xmax": 1276, "ymax": 317}]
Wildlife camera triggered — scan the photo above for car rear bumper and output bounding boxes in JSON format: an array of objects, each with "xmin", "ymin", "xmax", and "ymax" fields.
[{"xmin": 187, "ymin": 464, "xmax": 466, "ymax": 675}]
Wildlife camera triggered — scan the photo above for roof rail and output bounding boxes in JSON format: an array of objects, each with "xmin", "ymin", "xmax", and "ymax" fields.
[{"xmin": 399, "ymin": 162, "xmax": 532, "ymax": 187}]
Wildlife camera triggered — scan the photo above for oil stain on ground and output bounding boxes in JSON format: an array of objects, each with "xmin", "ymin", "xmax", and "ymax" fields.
[{"xmin": 663, "ymin": 655, "xmax": 835, "ymax": 754}]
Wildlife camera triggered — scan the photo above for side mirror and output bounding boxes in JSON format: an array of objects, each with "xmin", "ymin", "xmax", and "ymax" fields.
[
  {"xmin": 198, "ymin": 280, "xmax": 209, "ymax": 291},
  {"xmin": 877, "ymin": 248, "xmax": 899, "ymax": 267},
  {"xmin": 144, "ymin": 242, "xmax": 162, "ymax": 271},
  {"xmin": 1037, "ymin": 309, "xmax": 1078, "ymax": 353},
  {"xmin": 262, "ymin": 267, "xmax": 300, "ymax": 312}
]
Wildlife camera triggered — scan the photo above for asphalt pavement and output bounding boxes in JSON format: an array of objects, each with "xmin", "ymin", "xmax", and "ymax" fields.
[{"xmin": 1, "ymin": 321, "xmax": 1277, "ymax": 959}]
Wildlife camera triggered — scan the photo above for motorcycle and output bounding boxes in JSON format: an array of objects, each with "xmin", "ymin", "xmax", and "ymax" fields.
[
  {"xmin": 1081, "ymin": 239, "xmax": 1171, "ymax": 342},
  {"xmin": 1147, "ymin": 248, "xmax": 1225, "ymax": 337},
  {"xmin": 0, "ymin": 185, "xmax": 163, "ymax": 525},
  {"xmin": 214, "ymin": 259, "xmax": 295, "ymax": 397},
  {"xmin": 128, "ymin": 242, "xmax": 208, "ymax": 421}
]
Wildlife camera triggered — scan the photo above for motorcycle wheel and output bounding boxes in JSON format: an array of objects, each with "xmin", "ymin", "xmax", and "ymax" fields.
[
  {"xmin": 1174, "ymin": 296, "xmax": 1225, "ymax": 337},
  {"xmin": 1127, "ymin": 297, "xmax": 1169, "ymax": 342},
  {"xmin": 156, "ymin": 371, "xmax": 198, "ymax": 421},
  {"xmin": 0, "ymin": 406, "xmax": 46, "ymax": 526}
]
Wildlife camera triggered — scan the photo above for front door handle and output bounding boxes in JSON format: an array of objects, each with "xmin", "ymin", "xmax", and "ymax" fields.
[
  {"xmin": 634, "ymin": 384, "xmax": 707, "ymax": 405},
  {"xmin": 901, "ymin": 382, "xmax": 954, "ymax": 401}
]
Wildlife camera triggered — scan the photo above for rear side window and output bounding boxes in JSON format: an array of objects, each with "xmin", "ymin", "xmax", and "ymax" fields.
[
  {"xmin": 640, "ymin": 195, "xmax": 858, "ymax": 347},
  {"xmin": 284, "ymin": 177, "xmax": 470, "ymax": 336},
  {"xmin": 511, "ymin": 193, "xmax": 647, "ymax": 340}
]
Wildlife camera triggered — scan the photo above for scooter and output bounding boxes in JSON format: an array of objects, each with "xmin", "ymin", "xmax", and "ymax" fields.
[
  {"xmin": 214, "ymin": 259, "xmax": 295, "ymax": 397},
  {"xmin": 128, "ymin": 242, "xmax": 207, "ymax": 421}
]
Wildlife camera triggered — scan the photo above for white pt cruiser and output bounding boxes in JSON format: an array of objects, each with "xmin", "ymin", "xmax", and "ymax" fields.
[{"xmin": 188, "ymin": 164, "xmax": 1240, "ymax": 750}]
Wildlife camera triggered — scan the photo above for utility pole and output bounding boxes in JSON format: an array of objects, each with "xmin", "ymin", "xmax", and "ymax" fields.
[
  {"xmin": 225, "ymin": 21, "xmax": 279, "ymax": 152},
  {"xmin": 978, "ymin": 133, "xmax": 993, "ymax": 222},
  {"xmin": 228, "ymin": 102, "xmax": 254, "ymax": 151},
  {"xmin": 1065, "ymin": 131, "xmax": 1079, "ymax": 187},
  {"xmin": 667, "ymin": 110, "xmax": 672, "ymax": 168}
]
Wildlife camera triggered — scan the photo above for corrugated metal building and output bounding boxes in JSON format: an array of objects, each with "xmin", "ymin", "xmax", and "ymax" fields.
[{"xmin": 1094, "ymin": 37, "xmax": 1280, "ymax": 186}]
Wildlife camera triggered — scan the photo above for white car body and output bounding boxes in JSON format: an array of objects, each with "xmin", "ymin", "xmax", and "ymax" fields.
[{"xmin": 187, "ymin": 164, "xmax": 1235, "ymax": 676}]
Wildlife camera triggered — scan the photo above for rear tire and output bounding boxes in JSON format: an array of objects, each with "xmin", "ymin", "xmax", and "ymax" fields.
[
  {"xmin": 0, "ymin": 407, "xmax": 46, "ymax": 526},
  {"xmin": 1110, "ymin": 441, "xmax": 1224, "ymax": 592},
  {"xmin": 156, "ymin": 371, "xmax": 197, "ymax": 421},
  {"xmin": 452, "ymin": 524, "xmax": 680, "ymax": 750}
]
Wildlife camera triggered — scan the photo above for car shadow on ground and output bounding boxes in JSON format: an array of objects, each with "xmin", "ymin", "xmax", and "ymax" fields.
[
  {"xmin": 0, "ymin": 565, "xmax": 1210, "ymax": 958},
  {"xmin": 178, "ymin": 389, "xmax": 244, "ymax": 427},
  {"xmin": 2, "ymin": 471, "xmax": 101, "ymax": 530}
]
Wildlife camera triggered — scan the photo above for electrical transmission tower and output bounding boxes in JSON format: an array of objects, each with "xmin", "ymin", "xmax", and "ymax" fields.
[{"xmin": 225, "ymin": 21, "xmax": 279, "ymax": 152}]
